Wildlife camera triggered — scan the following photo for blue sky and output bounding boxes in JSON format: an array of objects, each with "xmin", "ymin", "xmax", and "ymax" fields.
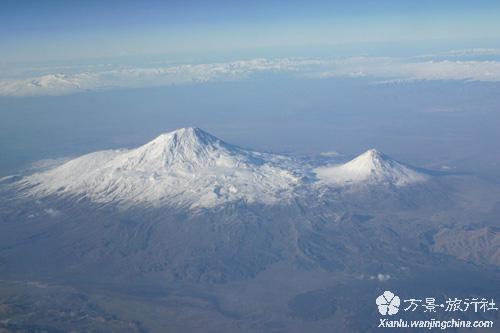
[
  {"xmin": 2, "ymin": 0, "xmax": 500, "ymax": 64},
  {"xmin": 1, "ymin": 1, "xmax": 500, "ymax": 181}
]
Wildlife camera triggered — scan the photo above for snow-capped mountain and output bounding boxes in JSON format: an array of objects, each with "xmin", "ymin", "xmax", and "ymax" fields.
[
  {"xmin": 16, "ymin": 130, "xmax": 433, "ymax": 209},
  {"xmin": 314, "ymin": 149, "xmax": 429, "ymax": 187},
  {"xmin": 20, "ymin": 128, "xmax": 302, "ymax": 209}
]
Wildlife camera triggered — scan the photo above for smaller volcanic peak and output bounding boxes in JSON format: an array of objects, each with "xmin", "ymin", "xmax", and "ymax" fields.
[
  {"xmin": 344, "ymin": 149, "xmax": 391, "ymax": 172},
  {"xmin": 314, "ymin": 149, "xmax": 429, "ymax": 187}
]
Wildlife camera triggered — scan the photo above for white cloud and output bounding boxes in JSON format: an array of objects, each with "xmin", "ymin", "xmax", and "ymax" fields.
[
  {"xmin": 433, "ymin": 48, "xmax": 500, "ymax": 57},
  {"xmin": 1, "ymin": 56, "xmax": 500, "ymax": 97},
  {"xmin": 0, "ymin": 58, "xmax": 321, "ymax": 97},
  {"xmin": 414, "ymin": 48, "xmax": 500, "ymax": 61},
  {"xmin": 392, "ymin": 60, "xmax": 500, "ymax": 82},
  {"xmin": 314, "ymin": 59, "xmax": 500, "ymax": 82},
  {"xmin": 43, "ymin": 208, "xmax": 61, "ymax": 217},
  {"xmin": 319, "ymin": 151, "xmax": 341, "ymax": 157},
  {"xmin": 369, "ymin": 273, "xmax": 392, "ymax": 282}
]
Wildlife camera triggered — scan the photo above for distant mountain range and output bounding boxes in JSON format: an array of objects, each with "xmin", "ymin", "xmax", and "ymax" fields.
[{"xmin": 15, "ymin": 127, "xmax": 430, "ymax": 209}]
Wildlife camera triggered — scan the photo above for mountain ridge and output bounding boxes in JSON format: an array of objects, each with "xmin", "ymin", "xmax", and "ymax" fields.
[{"xmin": 15, "ymin": 128, "xmax": 431, "ymax": 209}]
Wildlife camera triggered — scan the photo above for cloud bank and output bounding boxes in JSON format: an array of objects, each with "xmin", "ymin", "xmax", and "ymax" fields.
[
  {"xmin": 1, "ymin": 55, "xmax": 500, "ymax": 97},
  {"xmin": 314, "ymin": 59, "xmax": 500, "ymax": 82}
]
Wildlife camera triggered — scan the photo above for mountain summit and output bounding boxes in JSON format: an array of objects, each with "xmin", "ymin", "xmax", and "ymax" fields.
[
  {"xmin": 21, "ymin": 128, "xmax": 301, "ymax": 209},
  {"xmin": 115, "ymin": 127, "xmax": 256, "ymax": 171},
  {"xmin": 314, "ymin": 149, "xmax": 428, "ymax": 186}
]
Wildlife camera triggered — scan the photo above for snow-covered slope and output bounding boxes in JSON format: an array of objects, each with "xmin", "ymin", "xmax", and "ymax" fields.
[
  {"xmin": 314, "ymin": 149, "xmax": 428, "ymax": 187},
  {"xmin": 21, "ymin": 128, "xmax": 301, "ymax": 209},
  {"xmin": 17, "ymin": 131, "xmax": 433, "ymax": 208}
]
